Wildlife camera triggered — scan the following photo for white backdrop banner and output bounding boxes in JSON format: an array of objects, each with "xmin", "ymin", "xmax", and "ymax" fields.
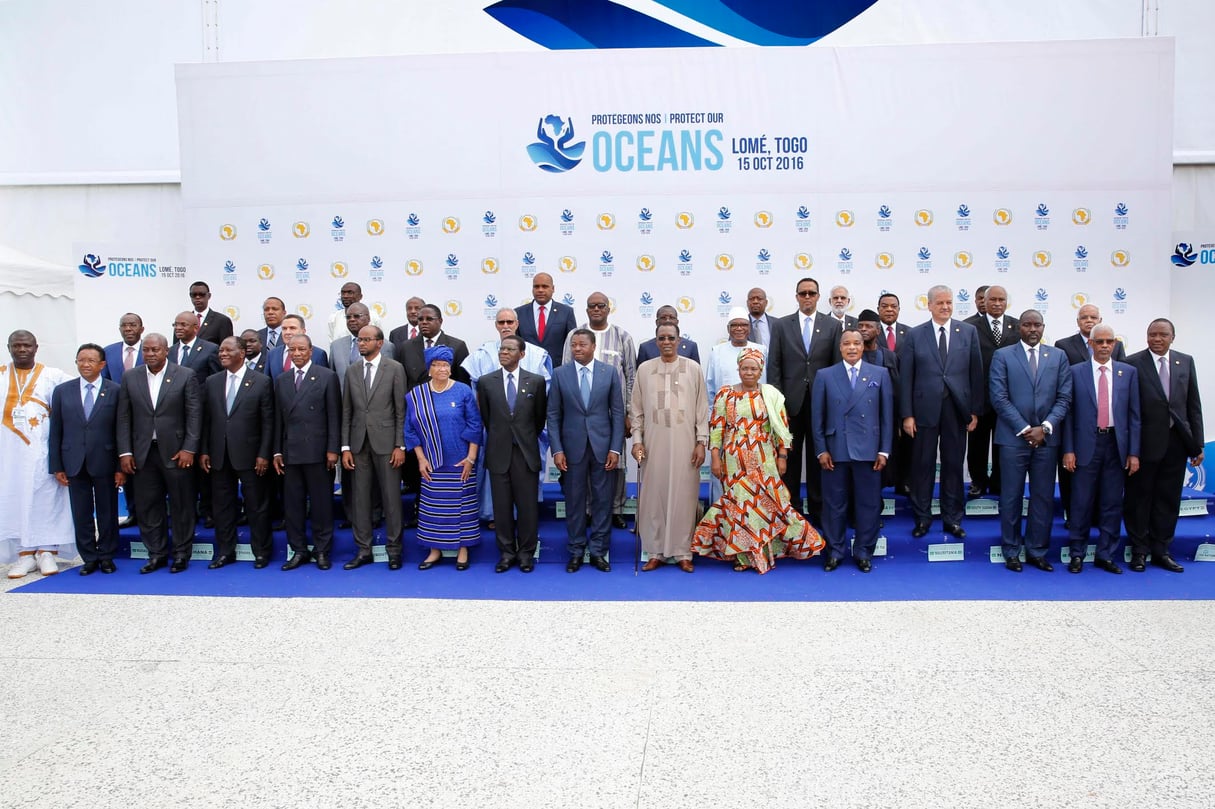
[{"xmin": 172, "ymin": 39, "xmax": 1173, "ymax": 355}]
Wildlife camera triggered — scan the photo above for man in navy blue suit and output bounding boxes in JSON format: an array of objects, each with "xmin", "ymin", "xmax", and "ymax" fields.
[
  {"xmin": 49, "ymin": 343, "xmax": 123, "ymax": 575},
  {"xmin": 1062, "ymin": 324, "xmax": 1140, "ymax": 574},
  {"xmin": 547, "ymin": 329, "xmax": 625, "ymax": 573},
  {"xmin": 102, "ymin": 313, "xmax": 145, "ymax": 383},
  {"xmin": 812, "ymin": 329, "xmax": 893, "ymax": 572},
  {"xmin": 516, "ymin": 273, "xmax": 577, "ymax": 368},
  {"xmin": 635, "ymin": 305, "xmax": 700, "ymax": 365},
  {"xmin": 899, "ymin": 284, "xmax": 984, "ymax": 538},
  {"xmin": 989, "ymin": 310, "xmax": 1072, "ymax": 572},
  {"xmin": 265, "ymin": 314, "xmax": 329, "ymax": 379}
]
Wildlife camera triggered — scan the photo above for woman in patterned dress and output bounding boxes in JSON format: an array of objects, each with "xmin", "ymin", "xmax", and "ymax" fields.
[
  {"xmin": 691, "ymin": 348, "xmax": 824, "ymax": 573},
  {"xmin": 405, "ymin": 345, "xmax": 483, "ymax": 571}
]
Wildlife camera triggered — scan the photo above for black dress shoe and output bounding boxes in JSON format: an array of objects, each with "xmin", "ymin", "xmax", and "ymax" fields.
[
  {"xmin": 1151, "ymin": 554, "xmax": 1184, "ymax": 573},
  {"xmin": 495, "ymin": 557, "xmax": 515, "ymax": 573},
  {"xmin": 253, "ymin": 557, "xmax": 270, "ymax": 570},
  {"xmin": 343, "ymin": 554, "xmax": 374, "ymax": 571},
  {"xmin": 967, "ymin": 484, "xmax": 983, "ymax": 498},
  {"xmin": 281, "ymin": 553, "xmax": 311, "ymax": 571},
  {"xmin": 1129, "ymin": 554, "xmax": 1147, "ymax": 572},
  {"xmin": 418, "ymin": 554, "xmax": 442, "ymax": 571},
  {"xmin": 589, "ymin": 555, "xmax": 611, "ymax": 572},
  {"xmin": 79, "ymin": 561, "xmax": 99, "ymax": 576},
  {"xmin": 99, "ymin": 559, "xmax": 117, "ymax": 574},
  {"xmin": 456, "ymin": 555, "xmax": 470, "ymax": 571},
  {"xmin": 140, "ymin": 557, "xmax": 168, "ymax": 574},
  {"xmin": 208, "ymin": 554, "xmax": 236, "ymax": 570},
  {"xmin": 943, "ymin": 523, "xmax": 966, "ymax": 539},
  {"xmin": 519, "ymin": 558, "xmax": 535, "ymax": 573},
  {"xmin": 1004, "ymin": 558, "xmax": 1023, "ymax": 573},
  {"xmin": 611, "ymin": 515, "xmax": 628, "ymax": 529},
  {"xmin": 387, "ymin": 556, "xmax": 402, "ymax": 571},
  {"xmin": 566, "ymin": 556, "xmax": 583, "ymax": 573},
  {"xmin": 823, "ymin": 556, "xmax": 841, "ymax": 572},
  {"xmin": 855, "ymin": 558, "xmax": 872, "ymax": 573},
  {"xmin": 1068, "ymin": 557, "xmax": 1083, "ymax": 574},
  {"xmin": 170, "ymin": 559, "xmax": 189, "ymax": 574},
  {"xmin": 1094, "ymin": 557, "xmax": 1123, "ymax": 574},
  {"xmin": 1025, "ymin": 556, "xmax": 1054, "ymax": 572},
  {"xmin": 315, "ymin": 554, "xmax": 332, "ymax": 570},
  {"xmin": 911, "ymin": 522, "xmax": 930, "ymax": 538}
]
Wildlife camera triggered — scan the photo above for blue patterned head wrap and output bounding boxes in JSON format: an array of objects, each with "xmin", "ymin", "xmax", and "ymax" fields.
[{"xmin": 425, "ymin": 344, "xmax": 455, "ymax": 367}]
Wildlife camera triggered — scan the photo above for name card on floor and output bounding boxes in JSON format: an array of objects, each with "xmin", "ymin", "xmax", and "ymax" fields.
[
  {"xmin": 1059, "ymin": 546, "xmax": 1096, "ymax": 563},
  {"xmin": 129, "ymin": 542, "xmax": 213, "ymax": 560},
  {"xmin": 928, "ymin": 543, "xmax": 964, "ymax": 562},
  {"xmin": 1194, "ymin": 543, "xmax": 1215, "ymax": 562},
  {"xmin": 235, "ymin": 544, "xmax": 255, "ymax": 561},
  {"xmin": 989, "ymin": 547, "xmax": 1025, "ymax": 563},
  {"xmin": 851, "ymin": 535, "xmax": 888, "ymax": 556},
  {"xmin": 1179, "ymin": 499, "xmax": 1209, "ymax": 517},
  {"xmin": 372, "ymin": 546, "xmax": 389, "ymax": 562},
  {"xmin": 965, "ymin": 499, "xmax": 999, "ymax": 516},
  {"xmin": 881, "ymin": 498, "xmax": 894, "ymax": 516}
]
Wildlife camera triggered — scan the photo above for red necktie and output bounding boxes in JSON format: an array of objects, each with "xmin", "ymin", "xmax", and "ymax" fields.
[
  {"xmin": 886, "ymin": 326, "xmax": 895, "ymax": 351},
  {"xmin": 537, "ymin": 305, "xmax": 547, "ymax": 342},
  {"xmin": 197, "ymin": 313, "xmax": 203, "ymax": 327},
  {"xmin": 1097, "ymin": 366, "xmax": 1110, "ymax": 429},
  {"xmin": 410, "ymin": 326, "xmax": 417, "ymax": 340},
  {"xmin": 283, "ymin": 350, "xmax": 291, "ymax": 371}
]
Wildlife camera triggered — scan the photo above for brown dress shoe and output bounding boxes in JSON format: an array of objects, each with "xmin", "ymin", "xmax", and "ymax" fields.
[
  {"xmin": 677, "ymin": 560, "xmax": 694, "ymax": 573},
  {"xmin": 641, "ymin": 558, "xmax": 663, "ymax": 572}
]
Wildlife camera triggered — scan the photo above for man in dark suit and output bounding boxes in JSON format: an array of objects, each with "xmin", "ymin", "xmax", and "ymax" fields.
[
  {"xmin": 256, "ymin": 296, "xmax": 286, "ymax": 354},
  {"xmin": 826, "ymin": 285, "xmax": 859, "ymax": 332},
  {"xmin": 241, "ymin": 329, "xmax": 268, "ymax": 374},
  {"xmin": 1062, "ymin": 324, "xmax": 1140, "ymax": 574},
  {"xmin": 548, "ymin": 329, "xmax": 625, "ymax": 573},
  {"xmin": 635, "ymin": 305, "xmax": 700, "ymax": 365},
  {"xmin": 273, "ymin": 335, "xmax": 341, "ymax": 571},
  {"xmin": 399, "ymin": 304, "xmax": 470, "ymax": 388},
  {"xmin": 115, "ymin": 333, "xmax": 202, "ymax": 573},
  {"xmin": 964, "ymin": 284, "xmax": 1017, "ymax": 496},
  {"xmin": 387, "ymin": 296, "xmax": 427, "ymax": 346},
  {"xmin": 900, "ymin": 284, "xmax": 984, "ymax": 538},
  {"xmin": 170, "ymin": 311, "xmax": 222, "ymax": 378},
  {"xmin": 515, "ymin": 272, "xmax": 577, "ymax": 367},
  {"xmin": 876, "ymin": 293, "xmax": 911, "ymax": 354},
  {"xmin": 331, "ymin": 303, "xmax": 395, "ymax": 387},
  {"xmin": 877, "ymin": 292, "xmax": 912, "ymax": 493},
  {"xmin": 989, "ymin": 310, "xmax": 1073, "ymax": 572},
  {"xmin": 199, "ymin": 336, "xmax": 275, "ymax": 569},
  {"xmin": 746, "ymin": 287, "xmax": 778, "ymax": 349},
  {"xmin": 340, "ymin": 325, "xmax": 407, "ymax": 570},
  {"xmin": 189, "ymin": 280, "xmax": 234, "ymax": 345},
  {"xmin": 478, "ymin": 334, "xmax": 548, "ymax": 573},
  {"xmin": 102, "ymin": 312, "xmax": 145, "ymax": 383},
  {"xmin": 812, "ymin": 329, "xmax": 893, "ymax": 572},
  {"xmin": 857, "ymin": 309, "xmax": 900, "ymax": 490},
  {"xmin": 1125, "ymin": 318, "xmax": 1203, "ymax": 573},
  {"xmin": 49, "ymin": 343, "xmax": 123, "ymax": 575},
  {"xmin": 266, "ymin": 314, "xmax": 329, "ymax": 380},
  {"xmin": 767, "ymin": 277, "xmax": 842, "ymax": 524}
]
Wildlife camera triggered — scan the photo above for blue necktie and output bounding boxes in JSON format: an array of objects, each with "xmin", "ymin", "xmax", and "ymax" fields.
[
  {"xmin": 225, "ymin": 375, "xmax": 237, "ymax": 414},
  {"xmin": 849, "ymin": 366, "xmax": 858, "ymax": 389},
  {"xmin": 579, "ymin": 366, "xmax": 591, "ymax": 407},
  {"xmin": 267, "ymin": 329, "xmax": 278, "ymax": 348},
  {"xmin": 506, "ymin": 372, "xmax": 517, "ymax": 413},
  {"xmin": 83, "ymin": 383, "xmax": 95, "ymax": 419},
  {"xmin": 802, "ymin": 317, "xmax": 812, "ymax": 353}
]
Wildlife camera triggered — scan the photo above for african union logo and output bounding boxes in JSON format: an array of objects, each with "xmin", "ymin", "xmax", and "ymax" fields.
[
  {"xmin": 224, "ymin": 305, "xmax": 239, "ymax": 322},
  {"xmin": 914, "ymin": 209, "xmax": 933, "ymax": 226},
  {"xmin": 793, "ymin": 252, "xmax": 813, "ymax": 270},
  {"xmin": 875, "ymin": 252, "xmax": 894, "ymax": 269},
  {"xmin": 914, "ymin": 294, "xmax": 929, "ymax": 311},
  {"xmin": 481, "ymin": 257, "xmax": 499, "ymax": 274},
  {"xmin": 1110, "ymin": 249, "xmax": 1130, "ymax": 268},
  {"xmin": 292, "ymin": 221, "xmax": 310, "ymax": 238},
  {"xmin": 298, "ymin": 304, "xmax": 313, "ymax": 320},
  {"xmin": 754, "ymin": 211, "xmax": 773, "ymax": 228},
  {"xmin": 526, "ymin": 114, "xmax": 585, "ymax": 173},
  {"xmin": 636, "ymin": 254, "xmax": 655, "ymax": 272},
  {"xmin": 367, "ymin": 219, "xmax": 384, "ymax": 236},
  {"xmin": 1032, "ymin": 251, "xmax": 1052, "ymax": 268},
  {"xmin": 219, "ymin": 224, "xmax": 237, "ymax": 240},
  {"xmin": 371, "ymin": 302, "xmax": 387, "ymax": 319},
  {"xmin": 559, "ymin": 255, "xmax": 577, "ymax": 273},
  {"xmin": 835, "ymin": 210, "xmax": 854, "ymax": 227},
  {"xmin": 676, "ymin": 211, "xmax": 695, "ymax": 229},
  {"xmin": 330, "ymin": 261, "xmax": 349, "ymax": 279},
  {"xmin": 442, "ymin": 217, "xmax": 461, "ymax": 234},
  {"xmin": 78, "ymin": 253, "xmax": 105, "ymax": 278},
  {"xmin": 993, "ymin": 208, "xmax": 1012, "ymax": 226},
  {"xmin": 953, "ymin": 251, "xmax": 973, "ymax": 269},
  {"xmin": 258, "ymin": 264, "xmax": 274, "ymax": 280},
  {"xmin": 715, "ymin": 253, "xmax": 734, "ymax": 271},
  {"xmin": 676, "ymin": 296, "xmax": 695, "ymax": 314},
  {"xmin": 518, "ymin": 214, "xmax": 538, "ymax": 232},
  {"xmin": 1071, "ymin": 293, "xmax": 1089, "ymax": 309},
  {"xmin": 405, "ymin": 259, "xmax": 423, "ymax": 276},
  {"xmin": 1072, "ymin": 208, "xmax": 1091, "ymax": 225},
  {"xmin": 597, "ymin": 213, "xmax": 615, "ymax": 230},
  {"xmin": 1172, "ymin": 243, "xmax": 1197, "ymax": 267},
  {"xmin": 445, "ymin": 300, "xmax": 463, "ymax": 316}
]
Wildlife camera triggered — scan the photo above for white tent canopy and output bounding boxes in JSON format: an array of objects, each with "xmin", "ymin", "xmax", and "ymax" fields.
[{"xmin": 0, "ymin": 243, "xmax": 76, "ymax": 298}]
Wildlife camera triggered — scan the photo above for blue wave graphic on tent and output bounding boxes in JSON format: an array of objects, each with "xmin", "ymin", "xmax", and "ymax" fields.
[{"xmin": 485, "ymin": 0, "xmax": 878, "ymax": 49}]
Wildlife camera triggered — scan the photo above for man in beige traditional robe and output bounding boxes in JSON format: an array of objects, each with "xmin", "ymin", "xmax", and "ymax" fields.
[{"xmin": 630, "ymin": 324, "xmax": 709, "ymax": 572}]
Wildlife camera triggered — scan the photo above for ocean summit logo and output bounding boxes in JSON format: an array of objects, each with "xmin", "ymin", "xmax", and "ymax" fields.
[
  {"xmin": 445, "ymin": 253, "xmax": 460, "ymax": 280},
  {"xmin": 955, "ymin": 204, "xmax": 972, "ymax": 231},
  {"xmin": 677, "ymin": 249, "xmax": 694, "ymax": 277},
  {"xmin": 795, "ymin": 205, "xmax": 811, "ymax": 233},
  {"xmin": 369, "ymin": 255, "xmax": 384, "ymax": 282},
  {"xmin": 717, "ymin": 291, "xmax": 733, "ymax": 317},
  {"xmin": 637, "ymin": 208, "xmax": 653, "ymax": 234},
  {"xmin": 755, "ymin": 248, "xmax": 772, "ymax": 276},
  {"xmin": 331, "ymin": 216, "xmax": 346, "ymax": 241},
  {"xmin": 1033, "ymin": 203, "xmax": 1050, "ymax": 231},
  {"xmin": 482, "ymin": 210, "xmax": 497, "ymax": 237},
  {"xmin": 1073, "ymin": 246, "xmax": 1089, "ymax": 272},
  {"xmin": 1113, "ymin": 203, "xmax": 1130, "ymax": 230},
  {"xmin": 876, "ymin": 205, "xmax": 892, "ymax": 232},
  {"xmin": 915, "ymin": 247, "xmax": 932, "ymax": 274},
  {"xmin": 295, "ymin": 258, "xmax": 310, "ymax": 284},
  {"xmin": 559, "ymin": 209, "xmax": 575, "ymax": 236},
  {"xmin": 994, "ymin": 245, "xmax": 1011, "ymax": 273},
  {"xmin": 716, "ymin": 206, "xmax": 733, "ymax": 234},
  {"xmin": 520, "ymin": 251, "xmax": 537, "ymax": 278},
  {"xmin": 256, "ymin": 218, "xmax": 271, "ymax": 244},
  {"xmin": 599, "ymin": 250, "xmax": 615, "ymax": 277},
  {"xmin": 406, "ymin": 213, "xmax": 422, "ymax": 240},
  {"xmin": 526, "ymin": 114, "xmax": 586, "ymax": 173},
  {"xmin": 1171, "ymin": 243, "xmax": 1198, "ymax": 267},
  {"xmin": 223, "ymin": 260, "xmax": 237, "ymax": 286},
  {"xmin": 837, "ymin": 248, "xmax": 854, "ymax": 275},
  {"xmin": 78, "ymin": 253, "xmax": 105, "ymax": 279},
  {"xmin": 1112, "ymin": 287, "xmax": 1129, "ymax": 315}
]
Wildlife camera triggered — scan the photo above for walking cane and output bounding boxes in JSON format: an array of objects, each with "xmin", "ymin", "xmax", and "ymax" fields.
[{"xmin": 632, "ymin": 452, "xmax": 643, "ymax": 575}]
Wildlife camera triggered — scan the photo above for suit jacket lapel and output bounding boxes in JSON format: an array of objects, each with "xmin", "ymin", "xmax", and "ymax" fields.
[{"xmin": 845, "ymin": 363, "xmax": 869, "ymax": 410}]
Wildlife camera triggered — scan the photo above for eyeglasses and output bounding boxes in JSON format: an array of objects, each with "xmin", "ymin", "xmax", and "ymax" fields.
[
  {"xmin": 355, "ymin": 336, "xmax": 379, "ymax": 343},
  {"xmin": 796, "ymin": 290, "xmax": 819, "ymax": 297},
  {"xmin": 655, "ymin": 335, "xmax": 678, "ymax": 342},
  {"xmin": 586, "ymin": 302, "xmax": 609, "ymax": 309},
  {"xmin": 495, "ymin": 320, "xmax": 517, "ymax": 325}
]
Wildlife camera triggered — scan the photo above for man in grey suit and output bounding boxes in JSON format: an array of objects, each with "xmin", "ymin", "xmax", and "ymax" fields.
[
  {"xmin": 900, "ymin": 284, "xmax": 984, "ymax": 538},
  {"xmin": 116, "ymin": 333, "xmax": 202, "ymax": 573},
  {"xmin": 340, "ymin": 325, "xmax": 407, "ymax": 570},
  {"xmin": 548, "ymin": 329, "xmax": 625, "ymax": 573},
  {"xmin": 331, "ymin": 303, "xmax": 395, "ymax": 388},
  {"xmin": 199, "ymin": 336, "xmax": 275, "ymax": 569},
  {"xmin": 989, "ymin": 310, "xmax": 1072, "ymax": 572},
  {"xmin": 768, "ymin": 276, "xmax": 842, "ymax": 524},
  {"xmin": 746, "ymin": 287, "xmax": 777, "ymax": 349},
  {"xmin": 478, "ymin": 335, "xmax": 548, "ymax": 573}
]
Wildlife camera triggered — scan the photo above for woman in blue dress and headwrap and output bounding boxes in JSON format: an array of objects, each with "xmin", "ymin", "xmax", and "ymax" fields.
[{"xmin": 405, "ymin": 345, "xmax": 483, "ymax": 570}]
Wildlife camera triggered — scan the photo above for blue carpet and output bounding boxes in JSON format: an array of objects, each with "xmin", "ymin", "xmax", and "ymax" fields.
[{"xmin": 11, "ymin": 489, "xmax": 1215, "ymax": 602}]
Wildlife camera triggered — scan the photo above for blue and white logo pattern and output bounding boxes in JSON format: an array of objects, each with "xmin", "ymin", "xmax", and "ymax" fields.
[{"xmin": 527, "ymin": 115, "xmax": 586, "ymax": 173}]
